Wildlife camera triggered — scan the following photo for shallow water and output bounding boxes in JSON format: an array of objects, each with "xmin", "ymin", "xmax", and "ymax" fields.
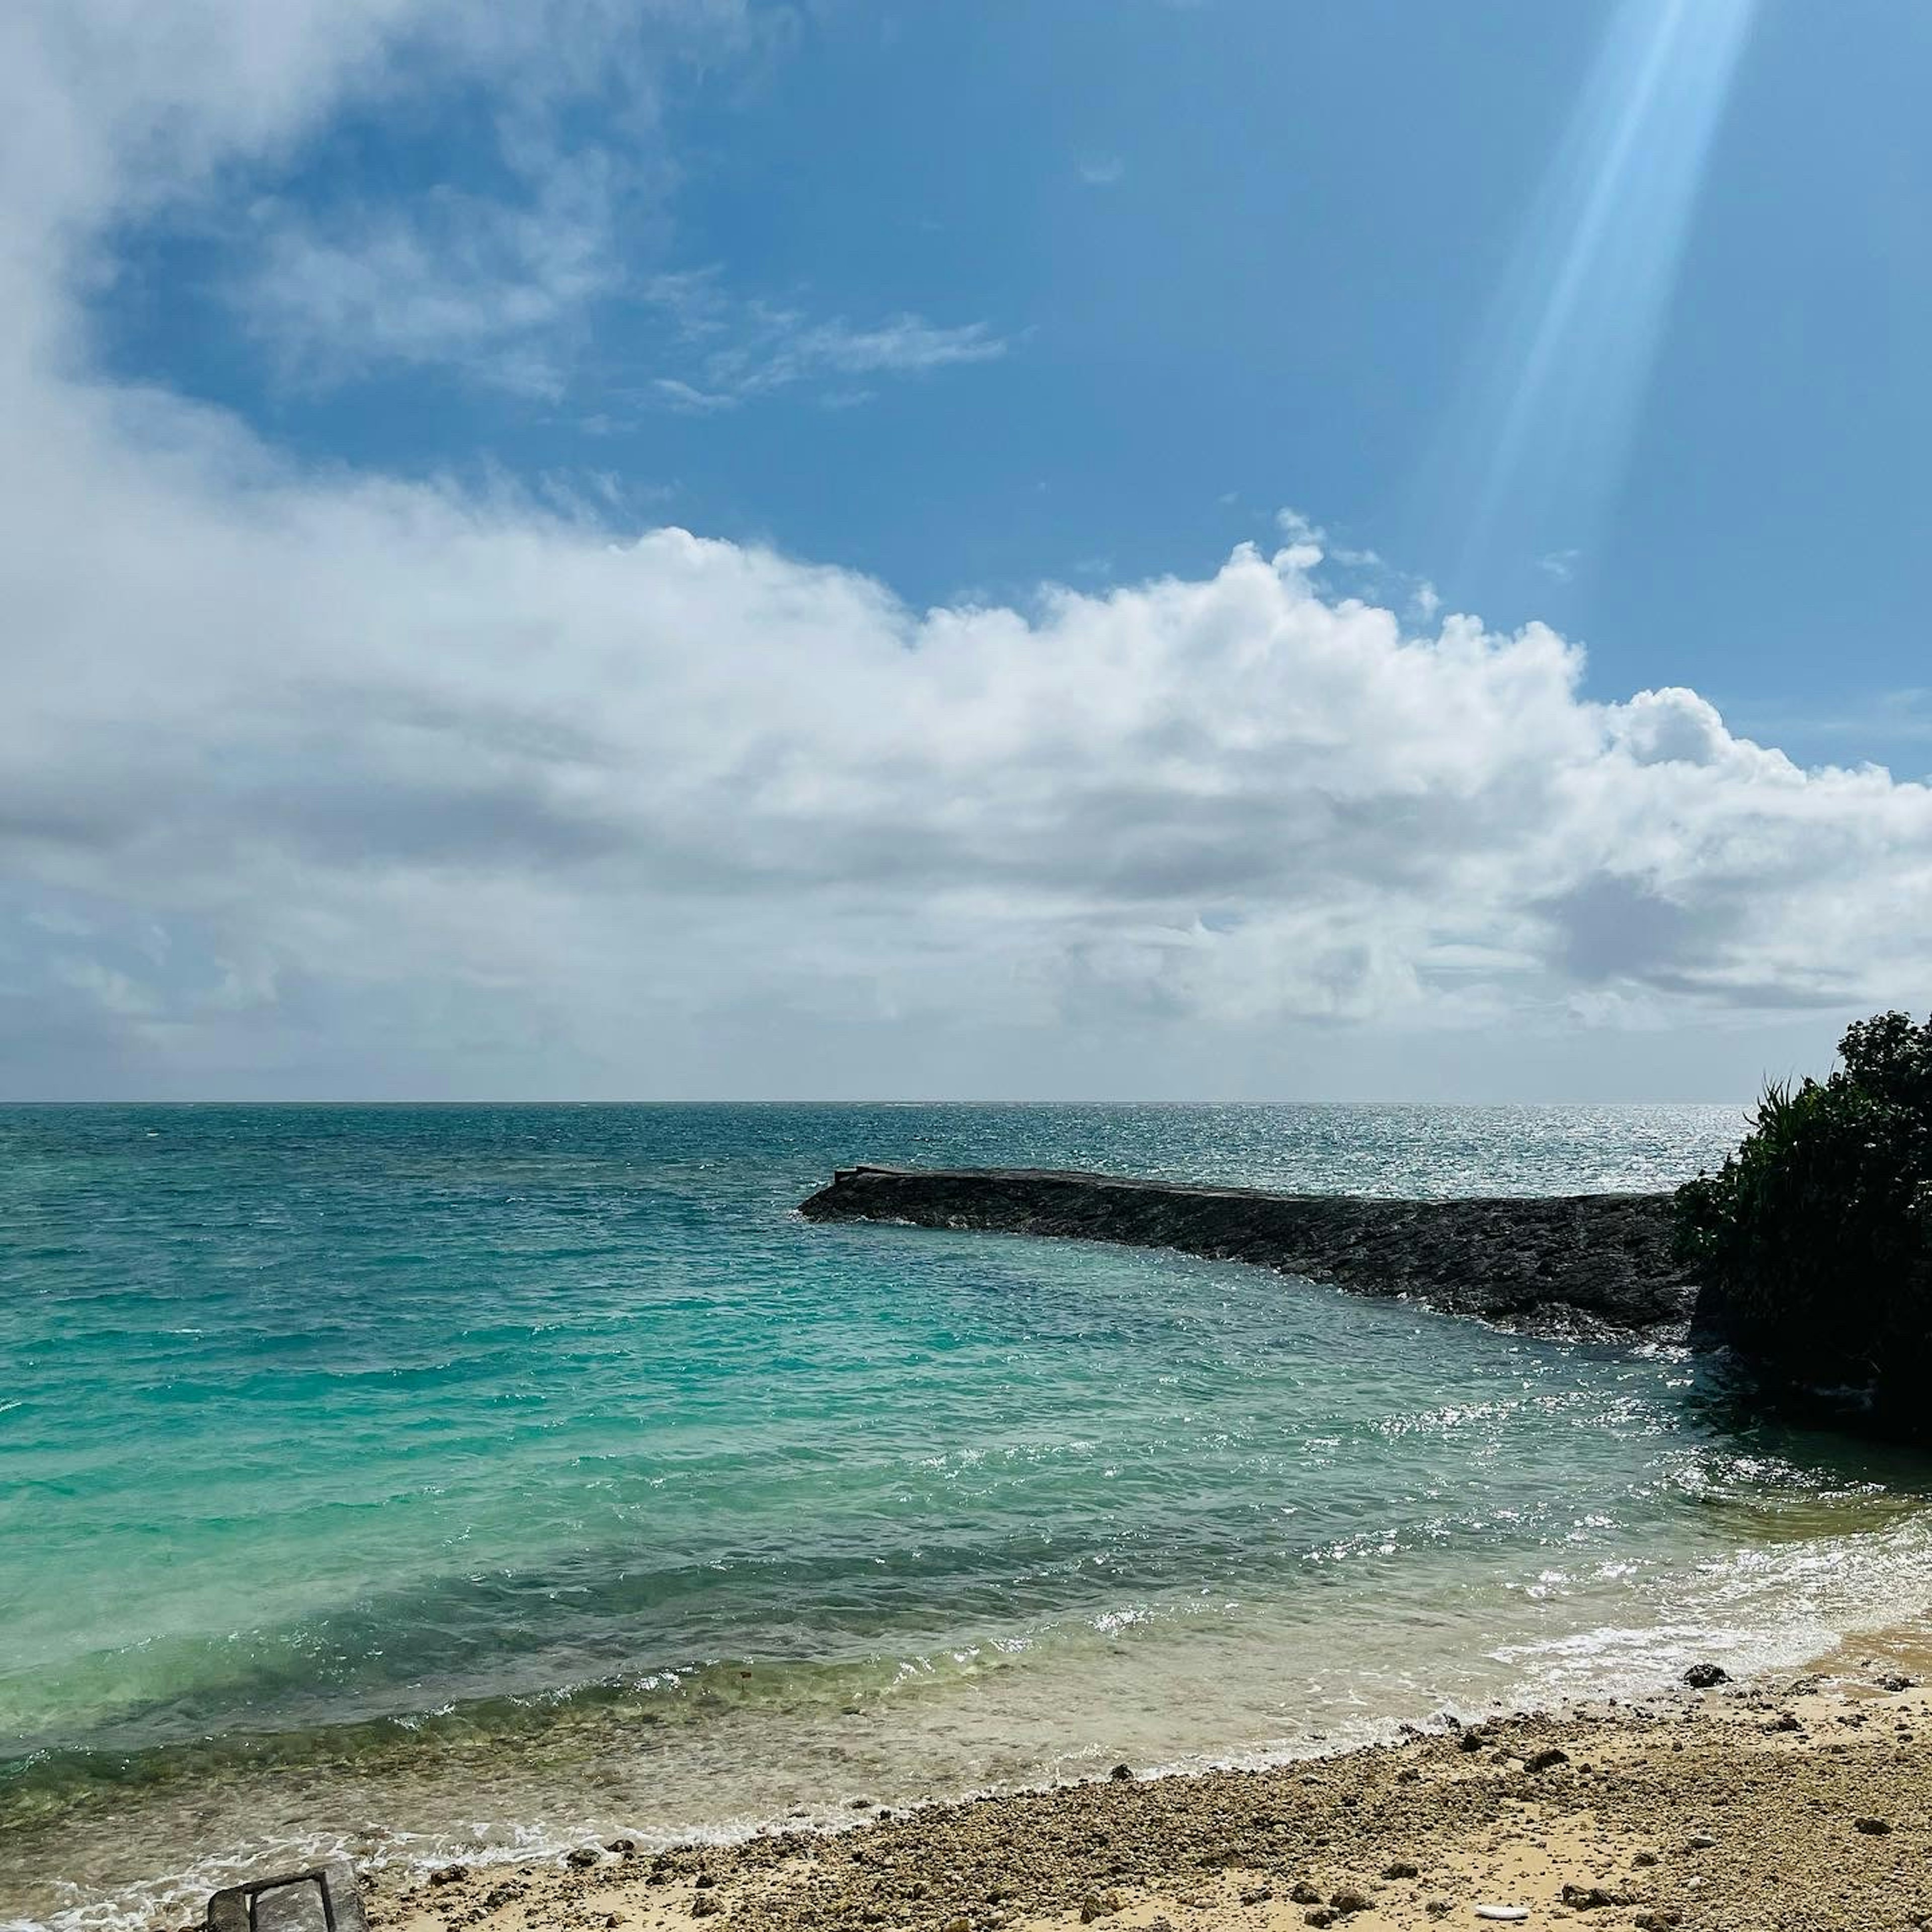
[{"xmin": 6, "ymin": 1103, "xmax": 1932, "ymax": 1930}]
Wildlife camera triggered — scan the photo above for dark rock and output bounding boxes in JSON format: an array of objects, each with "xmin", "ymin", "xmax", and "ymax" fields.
[
  {"xmin": 1329, "ymin": 1889, "xmax": 1374, "ymax": 1915},
  {"xmin": 1383, "ymin": 1862, "xmax": 1419, "ymax": 1880},
  {"xmin": 606, "ymin": 1838, "xmax": 637, "ymax": 1856},
  {"xmin": 1524, "ymin": 1747, "xmax": 1571, "ymax": 1772},
  {"xmin": 1303, "ymin": 1913, "xmax": 1336, "ymax": 1929},
  {"xmin": 1879, "ymin": 1672, "xmax": 1916, "ymax": 1691},
  {"xmin": 1289, "ymin": 1882, "xmax": 1325, "ymax": 1905},
  {"xmin": 1682, "ymin": 1664, "xmax": 1730, "ymax": 1688},
  {"xmin": 1632, "ymin": 1852, "xmax": 1658, "ymax": 1868},
  {"xmin": 428, "ymin": 1867, "xmax": 468, "ymax": 1887},
  {"xmin": 797, "ymin": 1167, "xmax": 1699, "ymax": 1339},
  {"xmin": 565, "ymin": 1847, "xmax": 601, "ymax": 1869},
  {"xmin": 1855, "ymin": 1815, "xmax": 1893, "ymax": 1834},
  {"xmin": 695, "ymin": 1873, "xmax": 717, "ymax": 1888},
  {"xmin": 1633, "ymin": 1914, "xmax": 1683, "ymax": 1930},
  {"xmin": 691, "ymin": 1894, "xmax": 723, "ymax": 1918},
  {"xmin": 1239, "ymin": 1887, "xmax": 1273, "ymax": 1906},
  {"xmin": 1109, "ymin": 1763, "xmax": 1134, "ymax": 1782},
  {"xmin": 1561, "ymin": 1885, "xmax": 1633, "ymax": 1909}
]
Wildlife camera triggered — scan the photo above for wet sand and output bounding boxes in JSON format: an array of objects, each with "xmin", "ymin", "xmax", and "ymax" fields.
[{"xmin": 370, "ymin": 1650, "xmax": 1932, "ymax": 1932}]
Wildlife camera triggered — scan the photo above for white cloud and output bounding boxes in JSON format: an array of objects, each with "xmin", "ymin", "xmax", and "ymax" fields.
[
  {"xmin": 234, "ymin": 154, "xmax": 626, "ymax": 395},
  {"xmin": 643, "ymin": 288, "xmax": 1009, "ymax": 408},
  {"xmin": 3, "ymin": 0, "xmax": 1930, "ymax": 1099},
  {"xmin": 1077, "ymin": 155, "xmax": 1126, "ymax": 188}
]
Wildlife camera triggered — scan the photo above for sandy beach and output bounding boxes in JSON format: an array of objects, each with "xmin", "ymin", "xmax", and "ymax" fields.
[{"xmin": 367, "ymin": 1645, "xmax": 1932, "ymax": 1932}]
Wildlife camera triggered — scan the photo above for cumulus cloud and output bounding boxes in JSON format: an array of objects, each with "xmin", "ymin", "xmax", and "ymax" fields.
[{"xmin": 3, "ymin": 0, "xmax": 1930, "ymax": 1098}]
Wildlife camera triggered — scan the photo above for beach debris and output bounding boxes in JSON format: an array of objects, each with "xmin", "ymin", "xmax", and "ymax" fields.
[
  {"xmin": 1854, "ymin": 1815, "xmax": 1893, "ymax": 1834},
  {"xmin": 204, "ymin": 1863, "xmax": 368, "ymax": 1932},
  {"xmin": 1523, "ymin": 1747, "xmax": 1570, "ymax": 1772},
  {"xmin": 1473, "ymin": 1909, "xmax": 1529, "ymax": 1922},
  {"xmin": 1383, "ymin": 1860, "xmax": 1420, "ymax": 1879},
  {"xmin": 1682, "ymin": 1664, "xmax": 1729, "ymax": 1688}
]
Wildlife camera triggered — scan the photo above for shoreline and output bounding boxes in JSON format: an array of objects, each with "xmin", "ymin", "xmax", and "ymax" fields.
[{"xmin": 369, "ymin": 1641, "xmax": 1932, "ymax": 1932}]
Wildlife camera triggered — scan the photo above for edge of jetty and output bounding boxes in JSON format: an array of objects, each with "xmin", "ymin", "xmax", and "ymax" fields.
[{"xmin": 797, "ymin": 1165, "xmax": 1700, "ymax": 1339}]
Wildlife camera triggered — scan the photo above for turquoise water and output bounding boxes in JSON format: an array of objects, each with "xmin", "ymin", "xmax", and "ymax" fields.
[{"xmin": 8, "ymin": 1104, "xmax": 1932, "ymax": 1930}]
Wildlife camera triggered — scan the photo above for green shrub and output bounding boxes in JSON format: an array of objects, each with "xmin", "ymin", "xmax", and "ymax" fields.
[{"xmin": 1675, "ymin": 1011, "xmax": 1932, "ymax": 1423}]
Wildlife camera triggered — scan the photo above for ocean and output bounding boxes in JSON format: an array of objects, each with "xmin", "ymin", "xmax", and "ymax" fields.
[{"xmin": 7, "ymin": 1102, "xmax": 1932, "ymax": 1931}]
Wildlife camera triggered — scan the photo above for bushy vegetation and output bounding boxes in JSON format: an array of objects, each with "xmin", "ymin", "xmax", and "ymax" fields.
[{"xmin": 1675, "ymin": 1011, "xmax": 1932, "ymax": 1423}]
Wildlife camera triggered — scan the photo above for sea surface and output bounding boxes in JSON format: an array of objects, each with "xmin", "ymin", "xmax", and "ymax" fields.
[{"xmin": 8, "ymin": 1103, "xmax": 1932, "ymax": 1931}]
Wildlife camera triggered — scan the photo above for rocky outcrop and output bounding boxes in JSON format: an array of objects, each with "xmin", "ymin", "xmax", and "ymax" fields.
[{"xmin": 798, "ymin": 1166, "xmax": 1700, "ymax": 1339}]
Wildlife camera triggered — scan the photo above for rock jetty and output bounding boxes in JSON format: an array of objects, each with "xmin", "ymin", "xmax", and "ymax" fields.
[{"xmin": 797, "ymin": 1166, "xmax": 1699, "ymax": 1339}]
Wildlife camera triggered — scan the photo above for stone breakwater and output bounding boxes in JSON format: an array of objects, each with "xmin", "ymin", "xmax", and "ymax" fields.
[{"xmin": 797, "ymin": 1167, "xmax": 1700, "ymax": 1339}]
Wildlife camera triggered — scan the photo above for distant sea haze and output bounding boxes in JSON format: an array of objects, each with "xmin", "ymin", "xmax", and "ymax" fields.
[{"xmin": 8, "ymin": 1102, "xmax": 1932, "ymax": 1931}]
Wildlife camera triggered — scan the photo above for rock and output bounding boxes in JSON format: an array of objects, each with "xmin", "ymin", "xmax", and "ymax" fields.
[
  {"xmin": 1632, "ymin": 1852, "xmax": 1658, "ymax": 1867},
  {"xmin": 1684, "ymin": 1834, "xmax": 1717, "ymax": 1850},
  {"xmin": 1110, "ymin": 1763, "xmax": 1134, "ymax": 1782},
  {"xmin": 1383, "ymin": 1861, "xmax": 1420, "ymax": 1880},
  {"xmin": 797, "ymin": 1168, "xmax": 1700, "ymax": 1339},
  {"xmin": 1080, "ymin": 1894, "xmax": 1121, "ymax": 1923},
  {"xmin": 1524, "ymin": 1747, "xmax": 1571, "ymax": 1772},
  {"xmin": 428, "ymin": 1866, "xmax": 468, "ymax": 1887},
  {"xmin": 565, "ymin": 1847, "xmax": 601, "ymax": 1869},
  {"xmin": 1396, "ymin": 1765, "xmax": 1421, "ymax": 1784},
  {"xmin": 1878, "ymin": 1672, "xmax": 1915, "ymax": 1692},
  {"xmin": 694, "ymin": 1873, "xmax": 716, "ymax": 1888},
  {"xmin": 1633, "ymin": 1914, "xmax": 1683, "ymax": 1930},
  {"xmin": 1854, "ymin": 1816, "xmax": 1893, "ymax": 1834},
  {"xmin": 1765, "ymin": 1712, "xmax": 1802, "ymax": 1732},
  {"xmin": 1682, "ymin": 1664, "xmax": 1729, "ymax": 1688},
  {"xmin": 1290, "ymin": 1882, "xmax": 1325, "ymax": 1905},
  {"xmin": 1303, "ymin": 1912, "xmax": 1336, "ymax": 1929},
  {"xmin": 691, "ymin": 1894, "xmax": 723, "ymax": 1918},
  {"xmin": 1560, "ymin": 1884, "xmax": 1632, "ymax": 1909},
  {"xmin": 1457, "ymin": 1729, "xmax": 1487, "ymax": 1753},
  {"xmin": 1239, "ymin": 1887, "xmax": 1273, "ymax": 1906},
  {"xmin": 1425, "ymin": 1904, "xmax": 1452, "ymax": 1920},
  {"xmin": 606, "ymin": 1838, "xmax": 637, "ymax": 1855},
  {"xmin": 1329, "ymin": 1888, "xmax": 1374, "ymax": 1915},
  {"xmin": 942, "ymin": 1918, "xmax": 971, "ymax": 1932}
]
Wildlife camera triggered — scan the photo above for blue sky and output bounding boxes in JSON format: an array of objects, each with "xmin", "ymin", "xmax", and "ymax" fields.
[
  {"xmin": 94, "ymin": 0, "xmax": 1932, "ymax": 769},
  {"xmin": 4, "ymin": 0, "xmax": 1931, "ymax": 1099}
]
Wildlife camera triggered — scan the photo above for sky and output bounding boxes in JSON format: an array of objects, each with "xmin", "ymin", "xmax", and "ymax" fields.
[{"xmin": 2, "ymin": 0, "xmax": 1930, "ymax": 1101}]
